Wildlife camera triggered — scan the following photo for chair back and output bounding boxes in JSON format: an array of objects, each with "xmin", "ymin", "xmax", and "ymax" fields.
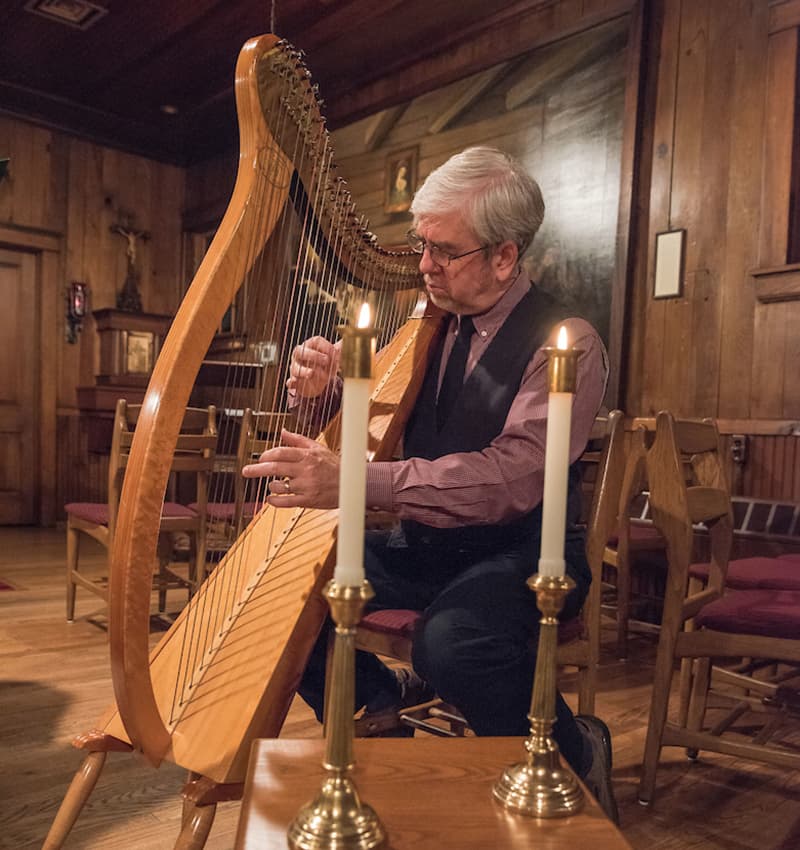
[
  {"xmin": 232, "ymin": 409, "xmax": 292, "ymax": 535},
  {"xmin": 106, "ymin": 399, "xmax": 137, "ymax": 542},
  {"xmin": 561, "ymin": 409, "xmax": 623, "ymax": 705},
  {"xmin": 616, "ymin": 416, "xmax": 657, "ymax": 542},
  {"xmin": 584, "ymin": 410, "xmax": 626, "ymax": 575},
  {"xmin": 645, "ymin": 411, "xmax": 733, "ymax": 619},
  {"xmin": 163, "ymin": 404, "xmax": 219, "ymax": 530},
  {"xmin": 636, "ymin": 413, "xmax": 800, "ymax": 805},
  {"xmin": 114, "ymin": 402, "xmax": 218, "ymax": 518},
  {"xmin": 114, "ymin": 401, "xmax": 218, "ymax": 579},
  {"xmin": 527, "ymin": 409, "xmax": 621, "ymax": 713}
]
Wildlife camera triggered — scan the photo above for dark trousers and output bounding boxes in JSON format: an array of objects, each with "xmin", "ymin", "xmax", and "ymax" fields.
[{"xmin": 298, "ymin": 527, "xmax": 592, "ymax": 775}]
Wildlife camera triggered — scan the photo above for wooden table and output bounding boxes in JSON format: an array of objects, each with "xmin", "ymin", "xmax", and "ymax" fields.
[{"xmin": 235, "ymin": 737, "xmax": 633, "ymax": 849}]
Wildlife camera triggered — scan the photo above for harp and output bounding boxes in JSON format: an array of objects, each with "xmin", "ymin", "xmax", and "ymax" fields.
[{"xmin": 45, "ymin": 34, "xmax": 444, "ymax": 850}]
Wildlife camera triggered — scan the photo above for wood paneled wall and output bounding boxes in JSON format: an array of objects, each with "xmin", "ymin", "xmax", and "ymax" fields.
[
  {"xmin": 180, "ymin": 0, "xmax": 800, "ymax": 504},
  {"xmin": 8, "ymin": 0, "xmax": 800, "ymax": 521},
  {"xmin": 626, "ymin": 0, "xmax": 800, "ymax": 422},
  {"xmin": 621, "ymin": 0, "xmax": 800, "ymax": 501},
  {"xmin": 0, "ymin": 115, "xmax": 185, "ymax": 520}
]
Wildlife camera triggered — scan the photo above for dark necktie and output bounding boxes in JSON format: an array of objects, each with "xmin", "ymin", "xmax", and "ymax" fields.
[{"xmin": 436, "ymin": 315, "xmax": 474, "ymax": 431}]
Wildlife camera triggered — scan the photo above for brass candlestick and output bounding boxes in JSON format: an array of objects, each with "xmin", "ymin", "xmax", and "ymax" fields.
[
  {"xmin": 543, "ymin": 342, "xmax": 578, "ymax": 394},
  {"xmin": 287, "ymin": 579, "xmax": 386, "ymax": 850},
  {"xmin": 493, "ymin": 333, "xmax": 584, "ymax": 817},
  {"xmin": 492, "ymin": 573, "xmax": 584, "ymax": 817}
]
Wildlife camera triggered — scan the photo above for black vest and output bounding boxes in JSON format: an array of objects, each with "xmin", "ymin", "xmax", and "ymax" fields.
[{"xmin": 402, "ymin": 283, "xmax": 582, "ymax": 549}]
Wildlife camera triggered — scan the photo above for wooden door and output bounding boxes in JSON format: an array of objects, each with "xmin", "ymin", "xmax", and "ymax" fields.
[{"xmin": 0, "ymin": 248, "xmax": 37, "ymax": 523}]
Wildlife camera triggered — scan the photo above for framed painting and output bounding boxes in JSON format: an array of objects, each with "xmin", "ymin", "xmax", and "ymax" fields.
[
  {"xmin": 653, "ymin": 229, "xmax": 686, "ymax": 299},
  {"xmin": 125, "ymin": 330, "xmax": 155, "ymax": 374},
  {"xmin": 384, "ymin": 147, "xmax": 418, "ymax": 214}
]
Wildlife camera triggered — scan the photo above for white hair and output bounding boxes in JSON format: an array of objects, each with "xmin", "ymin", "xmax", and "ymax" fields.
[{"xmin": 410, "ymin": 146, "xmax": 545, "ymax": 254}]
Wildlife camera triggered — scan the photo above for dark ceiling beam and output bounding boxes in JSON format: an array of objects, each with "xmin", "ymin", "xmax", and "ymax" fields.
[
  {"xmin": 427, "ymin": 64, "xmax": 511, "ymax": 134},
  {"xmin": 0, "ymin": 81, "xmax": 184, "ymax": 165},
  {"xmin": 363, "ymin": 105, "xmax": 407, "ymax": 151},
  {"xmin": 323, "ymin": 0, "xmax": 633, "ymax": 128},
  {"xmin": 505, "ymin": 18, "xmax": 625, "ymax": 110},
  {"xmin": 289, "ymin": 0, "xmax": 408, "ymax": 52}
]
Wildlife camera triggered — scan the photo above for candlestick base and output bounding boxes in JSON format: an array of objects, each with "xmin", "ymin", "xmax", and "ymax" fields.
[
  {"xmin": 287, "ymin": 775, "xmax": 385, "ymax": 850},
  {"xmin": 492, "ymin": 744, "xmax": 584, "ymax": 818},
  {"xmin": 287, "ymin": 579, "xmax": 386, "ymax": 849},
  {"xmin": 493, "ymin": 573, "xmax": 585, "ymax": 818}
]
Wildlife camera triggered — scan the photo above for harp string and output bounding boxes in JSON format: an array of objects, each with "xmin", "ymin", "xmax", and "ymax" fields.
[
  {"xmin": 166, "ymin": 306, "xmax": 430, "ymax": 724},
  {"xmin": 164, "ymin": 41, "xmax": 424, "ymax": 722},
  {"xmin": 168, "ymin": 91, "xmax": 332, "ymax": 716},
  {"xmin": 170, "ymin": 64, "xmax": 304, "ymax": 715}
]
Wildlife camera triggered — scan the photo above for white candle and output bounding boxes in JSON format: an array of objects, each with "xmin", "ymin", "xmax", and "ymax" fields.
[
  {"xmin": 334, "ymin": 303, "xmax": 373, "ymax": 586},
  {"xmin": 538, "ymin": 326, "xmax": 575, "ymax": 577}
]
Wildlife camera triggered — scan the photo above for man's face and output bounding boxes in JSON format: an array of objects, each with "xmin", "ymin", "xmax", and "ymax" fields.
[{"xmin": 414, "ymin": 211, "xmax": 514, "ymax": 315}]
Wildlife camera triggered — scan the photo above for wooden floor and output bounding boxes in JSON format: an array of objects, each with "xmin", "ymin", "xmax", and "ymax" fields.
[{"xmin": 1, "ymin": 527, "xmax": 799, "ymax": 850}]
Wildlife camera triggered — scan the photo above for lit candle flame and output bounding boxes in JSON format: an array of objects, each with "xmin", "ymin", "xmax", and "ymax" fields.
[
  {"xmin": 357, "ymin": 302, "xmax": 371, "ymax": 329},
  {"xmin": 557, "ymin": 325, "xmax": 568, "ymax": 350}
]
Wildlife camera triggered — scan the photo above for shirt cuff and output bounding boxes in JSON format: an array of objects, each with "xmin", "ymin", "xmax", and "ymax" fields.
[{"xmin": 365, "ymin": 462, "xmax": 395, "ymax": 513}]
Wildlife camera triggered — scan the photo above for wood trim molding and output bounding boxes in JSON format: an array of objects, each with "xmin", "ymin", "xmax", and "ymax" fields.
[
  {"xmin": 758, "ymin": 28, "xmax": 797, "ymax": 267},
  {"xmin": 608, "ymin": 0, "xmax": 647, "ymax": 409},
  {"xmin": 39, "ymin": 249, "xmax": 60, "ymax": 525},
  {"xmin": 0, "ymin": 223, "xmax": 61, "ymax": 253},
  {"xmin": 716, "ymin": 417, "xmax": 800, "ymax": 435},
  {"xmin": 750, "ymin": 263, "xmax": 800, "ymax": 302},
  {"xmin": 770, "ymin": 0, "xmax": 800, "ymax": 34},
  {"xmin": 0, "ymin": 224, "xmax": 63, "ymax": 525}
]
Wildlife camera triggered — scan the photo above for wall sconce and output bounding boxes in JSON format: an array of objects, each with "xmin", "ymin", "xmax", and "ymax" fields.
[
  {"xmin": 66, "ymin": 281, "xmax": 88, "ymax": 343},
  {"xmin": 0, "ymin": 158, "xmax": 9, "ymax": 183}
]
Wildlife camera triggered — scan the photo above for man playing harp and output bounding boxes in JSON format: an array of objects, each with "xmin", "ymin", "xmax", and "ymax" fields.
[{"xmin": 244, "ymin": 146, "xmax": 617, "ymax": 822}]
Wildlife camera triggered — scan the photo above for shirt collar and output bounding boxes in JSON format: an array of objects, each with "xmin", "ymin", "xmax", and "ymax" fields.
[{"xmin": 465, "ymin": 269, "xmax": 531, "ymax": 338}]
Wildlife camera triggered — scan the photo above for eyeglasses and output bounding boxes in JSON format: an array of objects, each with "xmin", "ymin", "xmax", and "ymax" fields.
[{"xmin": 406, "ymin": 230, "xmax": 487, "ymax": 267}]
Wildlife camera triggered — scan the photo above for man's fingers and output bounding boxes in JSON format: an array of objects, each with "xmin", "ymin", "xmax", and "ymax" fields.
[
  {"xmin": 278, "ymin": 429, "xmax": 318, "ymax": 449},
  {"xmin": 255, "ymin": 443, "xmax": 305, "ymax": 464}
]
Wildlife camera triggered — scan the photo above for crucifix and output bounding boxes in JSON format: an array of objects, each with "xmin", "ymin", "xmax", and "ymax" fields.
[{"xmin": 111, "ymin": 219, "xmax": 150, "ymax": 312}]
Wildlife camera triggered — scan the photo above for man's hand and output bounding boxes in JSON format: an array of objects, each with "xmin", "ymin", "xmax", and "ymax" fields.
[
  {"xmin": 286, "ymin": 336, "xmax": 339, "ymax": 399},
  {"xmin": 241, "ymin": 430, "xmax": 340, "ymax": 509}
]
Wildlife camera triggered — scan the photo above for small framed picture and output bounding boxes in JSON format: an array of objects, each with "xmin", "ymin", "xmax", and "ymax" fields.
[
  {"xmin": 126, "ymin": 331, "xmax": 154, "ymax": 374},
  {"xmin": 653, "ymin": 229, "xmax": 686, "ymax": 299},
  {"xmin": 384, "ymin": 147, "xmax": 418, "ymax": 214}
]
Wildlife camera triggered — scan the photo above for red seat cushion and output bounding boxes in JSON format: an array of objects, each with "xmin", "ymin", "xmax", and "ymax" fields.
[
  {"xmin": 192, "ymin": 501, "xmax": 235, "ymax": 521},
  {"xmin": 689, "ymin": 556, "xmax": 800, "ymax": 591},
  {"xmin": 606, "ymin": 523, "xmax": 665, "ymax": 548},
  {"xmin": 360, "ymin": 609, "xmax": 420, "ymax": 638},
  {"xmin": 65, "ymin": 502, "xmax": 110, "ymax": 525},
  {"xmin": 241, "ymin": 500, "xmax": 266, "ymax": 518},
  {"xmin": 161, "ymin": 502, "xmax": 197, "ymax": 518},
  {"xmin": 778, "ymin": 553, "xmax": 800, "ymax": 563},
  {"xmin": 695, "ymin": 589, "xmax": 800, "ymax": 639},
  {"xmin": 67, "ymin": 501, "xmax": 195, "ymax": 524},
  {"xmin": 359, "ymin": 608, "xmax": 585, "ymax": 644},
  {"xmin": 190, "ymin": 500, "xmax": 266, "ymax": 521}
]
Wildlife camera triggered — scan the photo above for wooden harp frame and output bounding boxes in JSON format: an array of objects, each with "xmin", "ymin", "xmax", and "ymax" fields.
[{"xmin": 104, "ymin": 34, "xmax": 443, "ymax": 774}]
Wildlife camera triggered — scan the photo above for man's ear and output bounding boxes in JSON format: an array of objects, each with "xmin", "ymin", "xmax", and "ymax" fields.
[{"xmin": 493, "ymin": 240, "xmax": 520, "ymax": 281}]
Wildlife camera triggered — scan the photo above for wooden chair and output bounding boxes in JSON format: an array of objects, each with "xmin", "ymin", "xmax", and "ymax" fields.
[
  {"xmin": 561, "ymin": 408, "xmax": 626, "ymax": 711},
  {"xmin": 197, "ymin": 409, "xmax": 290, "ymax": 552},
  {"xmin": 351, "ymin": 410, "xmax": 625, "ymax": 736},
  {"xmin": 638, "ymin": 411, "xmax": 800, "ymax": 805},
  {"xmin": 600, "ymin": 416, "xmax": 667, "ymax": 659},
  {"xmin": 65, "ymin": 400, "xmax": 218, "ymax": 621}
]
